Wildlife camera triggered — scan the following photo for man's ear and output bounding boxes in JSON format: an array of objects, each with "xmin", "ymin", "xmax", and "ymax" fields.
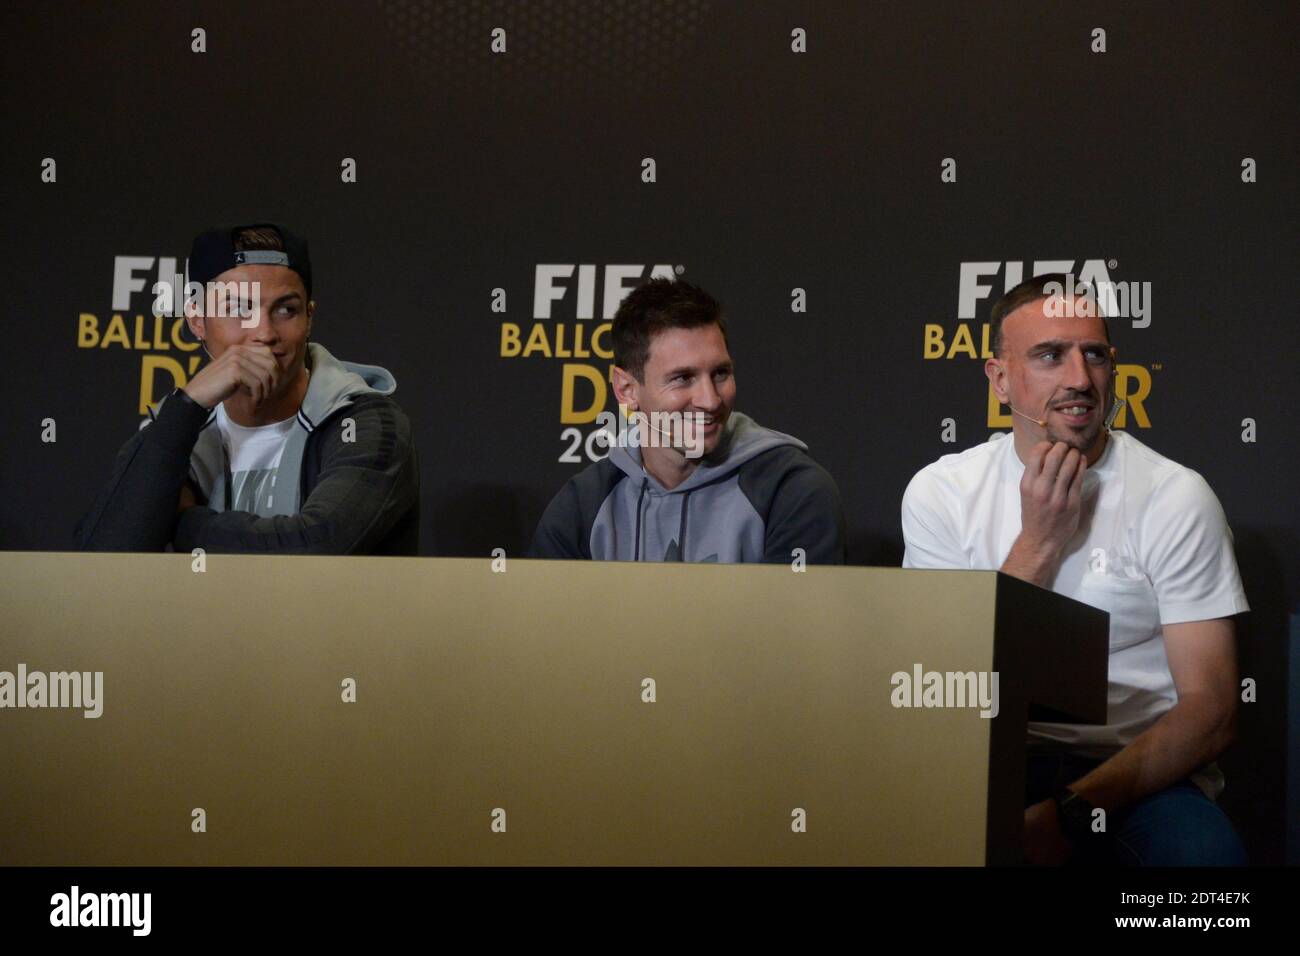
[
  {"xmin": 984, "ymin": 357, "xmax": 1009, "ymax": 404},
  {"xmin": 306, "ymin": 299, "xmax": 314, "ymax": 338},
  {"xmin": 611, "ymin": 365, "xmax": 639, "ymax": 410},
  {"xmin": 183, "ymin": 303, "xmax": 206, "ymax": 344}
]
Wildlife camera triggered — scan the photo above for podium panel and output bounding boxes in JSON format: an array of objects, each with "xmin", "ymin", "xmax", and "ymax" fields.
[{"xmin": 0, "ymin": 553, "xmax": 1106, "ymax": 865}]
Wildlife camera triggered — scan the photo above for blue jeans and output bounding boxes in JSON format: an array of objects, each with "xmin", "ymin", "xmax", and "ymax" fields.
[{"xmin": 1025, "ymin": 753, "xmax": 1249, "ymax": 866}]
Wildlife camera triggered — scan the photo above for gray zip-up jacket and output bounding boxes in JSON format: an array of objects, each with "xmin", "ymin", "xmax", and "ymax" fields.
[
  {"xmin": 75, "ymin": 342, "xmax": 419, "ymax": 555},
  {"xmin": 529, "ymin": 412, "xmax": 845, "ymax": 563}
]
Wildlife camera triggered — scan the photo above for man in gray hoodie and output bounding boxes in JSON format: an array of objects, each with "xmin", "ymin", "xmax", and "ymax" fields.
[
  {"xmin": 529, "ymin": 279, "xmax": 845, "ymax": 564},
  {"xmin": 76, "ymin": 223, "xmax": 419, "ymax": 555}
]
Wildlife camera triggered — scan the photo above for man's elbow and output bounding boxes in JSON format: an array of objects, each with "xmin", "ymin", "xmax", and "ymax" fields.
[
  {"xmin": 1216, "ymin": 706, "xmax": 1238, "ymax": 754},
  {"xmin": 1204, "ymin": 695, "xmax": 1238, "ymax": 761}
]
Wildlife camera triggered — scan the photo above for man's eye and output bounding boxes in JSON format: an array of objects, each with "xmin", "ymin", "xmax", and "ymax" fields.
[
  {"xmin": 275, "ymin": 306, "xmax": 297, "ymax": 316},
  {"xmin": 1041, "ymin": 352, "xmax": 1059, "ymax": 362},
  {"xmin": 714, "ymin": 369, "xmax": 731, "ymax": 380}
]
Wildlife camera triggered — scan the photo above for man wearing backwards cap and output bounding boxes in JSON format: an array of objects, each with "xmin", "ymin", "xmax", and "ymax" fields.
[{"xmin": 76, "ymin": 223, "xmax": 419, "ymax": 554}]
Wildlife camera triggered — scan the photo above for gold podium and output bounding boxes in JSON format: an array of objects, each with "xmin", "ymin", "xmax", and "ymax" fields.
[{"xmin": 0, "ymin": 553, "xmax": 1107, "ymax": 865}]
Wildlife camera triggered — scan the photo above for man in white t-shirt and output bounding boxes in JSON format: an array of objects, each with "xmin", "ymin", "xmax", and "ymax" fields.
[{"xmin": 902, "ymin": 274, "xmax": 1249, "ymax": 866}]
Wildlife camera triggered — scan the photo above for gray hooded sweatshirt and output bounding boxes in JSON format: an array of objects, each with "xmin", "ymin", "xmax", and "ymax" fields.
[
  {"xmin": 76, "ymin": 342, "xmax": 419, "ymax": 555},
  {"xmin": 529, "ymin": 412, "xmax": 845, "ymax": 563}
]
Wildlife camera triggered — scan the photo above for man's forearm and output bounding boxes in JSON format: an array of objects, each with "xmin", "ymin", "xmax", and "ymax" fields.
[
  {"xmin": 999, "ymin": 534, "xmax": 1058, "ymax": 588},
  {"xmin": 77, "ymin": 395, "xmax": 209, "ymax": 551},
  {"xmin": 1065, "ymin": 692, "xmax": 1235, "ymax": 812}
]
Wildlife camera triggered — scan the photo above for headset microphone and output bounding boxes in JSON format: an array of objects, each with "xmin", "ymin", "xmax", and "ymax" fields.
[
  {"xmin": 1103, "ymin": 394, "xmax": 1127, "ymax": 430},
  {"xmin": 1006, "ymin": 395, "xmax": 1126, "ymax": 430},
  {"xmin": 625, "ymin": 406, "xmax": 711, "ymax": 459},
  {"xmin": 1006, "ymin": 403, "xmax": 1047, "ymax": 427}
]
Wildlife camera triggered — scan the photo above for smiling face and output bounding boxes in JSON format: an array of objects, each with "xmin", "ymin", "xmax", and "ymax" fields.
[
  {"xmin": 986, "ymin": 294, "xmax": 1114, "ymax": 457},
  {"xmin": 185, "ymin": 263, "xmax": 313, "ymax": 392},
  {"xmin": 614, "ymin": 323, "xmax": 736, "ymax": 458}
]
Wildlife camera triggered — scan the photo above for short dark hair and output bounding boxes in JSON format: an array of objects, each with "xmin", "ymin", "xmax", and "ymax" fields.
[
  {"xmin": 232, "ymin": 225, "xmax": 285, "ymax": 253},
  {"xmin": 612, "ymin": 278, "xmax": 728, "ymax": 381},
  {"xmin": 989, "ymin": 272, "xmax": 1111, "ymax": 357}
]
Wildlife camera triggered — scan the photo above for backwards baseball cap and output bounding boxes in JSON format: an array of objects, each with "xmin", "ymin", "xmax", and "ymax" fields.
[{"xmin": 188, "ymin": 223, "xmax": 312, "ymax": 298}]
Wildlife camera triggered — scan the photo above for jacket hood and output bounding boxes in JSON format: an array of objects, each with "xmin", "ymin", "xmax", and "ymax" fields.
[
  {"xmin": 299, "ymin": 341, "xmax": 396, "ymax": 428},
  {"xmin": 607, "ymin": 410, "xmax": 806, "ymax": 495}
]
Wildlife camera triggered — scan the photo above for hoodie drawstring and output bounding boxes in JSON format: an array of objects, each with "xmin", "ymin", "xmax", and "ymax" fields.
[
  {"xmin": 633, "ymin": 479, "xmax": 648, "ymax": 562},
  {"xmin": 677, "ymin": 491, "xmax": 691, "ymax": 562},
  {"xmin": 633, "ymin": 484, "xmax": 692, "ymax": 561}
]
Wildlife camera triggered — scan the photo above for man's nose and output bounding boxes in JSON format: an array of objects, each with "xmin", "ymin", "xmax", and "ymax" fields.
[
  {"xmin": 1063, "ymin": 347, "xmax": 1091, "ymax": 391},
  {"xmin": 691, "ymin": 376, "xmax": 722, "ymax": 411},
  {"xmin": 249, "ymin": 310, "xmax": 277, "ymax": 343}
]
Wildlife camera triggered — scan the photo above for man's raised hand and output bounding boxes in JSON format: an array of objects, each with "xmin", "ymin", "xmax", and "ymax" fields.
[
  {"xmin": 182, "ymin": 344, "xmax": 280, "ymax": 410},
  {"xmin": 1001, "ymin": 441, "xmax": 1087, "ymax": 587}
]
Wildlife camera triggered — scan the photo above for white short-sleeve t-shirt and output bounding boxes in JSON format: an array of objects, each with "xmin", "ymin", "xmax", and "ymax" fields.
[
  {"xmin": 901, "ymin": 430, "xmax": 1248, "ymax": 797},
  {"xmin": 215, "ymin": 404, "xmax": 297, "ymax": 516}
]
